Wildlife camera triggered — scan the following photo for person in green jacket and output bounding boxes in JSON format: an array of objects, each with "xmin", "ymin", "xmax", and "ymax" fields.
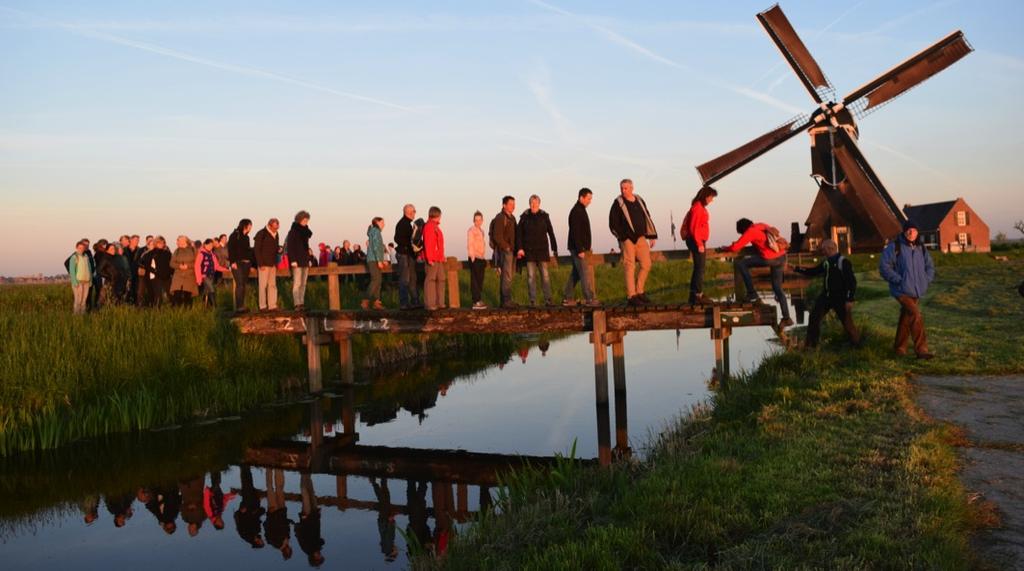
[
  {"xmin": 362, "ymin": 217, "xmax": 388, "ymax": 310},
  {"xmin": 67, "ymin": 240, "xmax": 93, "ymax": 315}
]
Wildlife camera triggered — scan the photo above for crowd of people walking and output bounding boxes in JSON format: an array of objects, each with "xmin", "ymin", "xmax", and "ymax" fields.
[{"xmin": 65, "ymin": 178, "xmax": 936, "ymax": 355}]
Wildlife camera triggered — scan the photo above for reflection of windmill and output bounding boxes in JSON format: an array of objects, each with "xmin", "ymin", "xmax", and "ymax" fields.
[{"xmin": 696, "ymin": 4, "xmax": 973, "ymax": 253}]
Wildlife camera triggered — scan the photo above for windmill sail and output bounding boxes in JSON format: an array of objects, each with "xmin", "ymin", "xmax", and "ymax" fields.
[
  {"xmin": 757, "ymin": 4, "xmax": 834, "ymax": 103},
  {"xmin": 696, "ymin": 114, "xmax": 812, "ymax": 185}
]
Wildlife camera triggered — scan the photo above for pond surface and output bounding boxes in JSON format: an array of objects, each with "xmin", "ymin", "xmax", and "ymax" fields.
[{"xmin": 0, "ymin": 325, "xmax": 780, "ymax": 570}]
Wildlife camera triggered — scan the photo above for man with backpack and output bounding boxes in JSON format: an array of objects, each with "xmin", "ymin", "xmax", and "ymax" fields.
[
  {"xmin": 609, "ymin": 179, "xmax": 658, "ymax": 306},
  {"xmin": 719, "ymin": 217, "xmax": 793, "ymax": 328},
  {"xmin": 794, "ymin": 239, "xmax": 861, "ymax": 348},
  {"xmin": 879, "ymin": 220, "xmax": 935, "ymax": 359}
]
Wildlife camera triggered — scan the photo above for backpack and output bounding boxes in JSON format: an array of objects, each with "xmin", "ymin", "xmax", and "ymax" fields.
[
  {"xmin": 764, "ymin": 225, "xmax": 789, "ymax": 253},
  {"xmin": 679, "ymin": 210, "xmax": 692, "ymax": 241},
  {"xmin": 411, "ymin": 218, "xmax": 425, "ymax": 253}
]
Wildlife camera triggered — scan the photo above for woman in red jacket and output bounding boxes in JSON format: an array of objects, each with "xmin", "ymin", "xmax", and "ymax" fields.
[{"xmin": 682, "ymin": 186, "xmax": 717, "ymax": 304}]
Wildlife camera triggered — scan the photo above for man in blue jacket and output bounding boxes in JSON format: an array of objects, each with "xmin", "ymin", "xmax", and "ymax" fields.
[{"xmin": 879, "ymin": 220, "xmax": 935, "ymax": 359}]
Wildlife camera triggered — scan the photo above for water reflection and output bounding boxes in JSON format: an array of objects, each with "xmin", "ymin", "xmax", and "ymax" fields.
[{"xmin": 1, "ymin": 328, "xmax": 777, "ymax": 569}]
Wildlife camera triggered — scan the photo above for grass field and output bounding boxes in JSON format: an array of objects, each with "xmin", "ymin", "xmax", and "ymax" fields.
[{"xmin": 414, "ymin": 251, "xmax": 1024, "ymax": 569}]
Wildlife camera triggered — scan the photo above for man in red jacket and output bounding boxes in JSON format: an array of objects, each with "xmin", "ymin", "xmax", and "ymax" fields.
[
  {"xmin": 421, "ymin": 206, "xmax": 446, "ymax": 310},
  {"xmin": 719, "ymin": 218, "xmax": 793, "ymax": 328}
]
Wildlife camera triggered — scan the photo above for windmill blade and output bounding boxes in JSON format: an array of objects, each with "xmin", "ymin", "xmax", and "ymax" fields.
[
  {"xmin": 830, "ymin": 127, "xmax": 905, "ymax": 238},
  {"xmin": 843, "ymin": 31, "xmax": 973, "ymax": 117},
  {"xmin": 757, "ymin": 4, "xmax": 834, "ymax": 103},
  {"xmin": 696, "ymin": 114, "xmax": 813, "ymax": 185}
]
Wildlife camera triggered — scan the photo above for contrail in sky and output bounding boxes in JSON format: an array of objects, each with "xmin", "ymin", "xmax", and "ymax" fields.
[{"xmin": 0, "ymin": 5, "xmax": 414, "ymax": 112}]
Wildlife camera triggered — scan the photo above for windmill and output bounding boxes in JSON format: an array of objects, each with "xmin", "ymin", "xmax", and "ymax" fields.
[{"xmin": 696, "ymin": 4, "xmax": 973, "ymax": 252}]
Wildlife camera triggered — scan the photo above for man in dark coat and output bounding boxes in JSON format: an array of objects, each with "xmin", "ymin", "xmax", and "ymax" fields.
[
  {"xmin": 489, "ymin": 196, "xmax": 518, "ymax": 308},
  {"xmin": 608, "ymin": 179, "xmax": 658, "ymax": 305},
  {"xmin": 227, "ymin": 219, "xmax": 254, "ymax": 312},
  {"xmin": 285, "ymin": 210, "xmax": 313, "ymax": 310},
  {"xmin": 393, "ymin": 204, "xmax": 421, "ymax": 309},
  {"xmin": 564, "ymin": 188, "xmax": 598, "ymax": 306},
  {"xmin": 253, "ymin": 218, "xmax": 280, "ymax": 311},
  {"xmin": 516, "ymin": 194, "xmax": 558, "ymax": 306},
  {"xmin": 138, "ymin": 236, "xmax": 172, "ymax": 306},
  {"xmin": 794, "ymin": 238, "xmax": 861, "ymax": 348}
]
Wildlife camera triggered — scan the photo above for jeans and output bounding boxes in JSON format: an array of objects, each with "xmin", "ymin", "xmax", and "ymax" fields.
[
  {"xmin": 470, "ymin": 259, "xmax": 486, "ymax": 303},
  {"xmin": 231, "ymin": 261, "xmax": 251, "ymax": 310},
  {"xmin": 258, "ymin": 266, "xmax": 278, "ymax": 310},
  {"xmin": 201, "ymin": 276, "xmax": 217, "ymax": 307},
  {"xmin": 735, "ymin": 254, "xmax": 790, "ymax": 320},
  {"xmin": 397, "ymin": 253, "xmax": 419, "ymax": 307},
  {"xmin": 423, "ymin": 262, "xmax": 446, "ymax": 309},
  {"xmin": 620, "ymin": 237, "xmax": 652, "ymax": 298},
  {"xmin": 72, "ymin": 283, "xmax": 90, "ymax": 314},
  {"xmin": 291, "ymin": 266, "xmax": 309, "ymax": 307},
  {"xmin": 806, "ymin": 295, "xmax": 860, "ymax": 347},
  {"xmin": 498, "ymin": 250, "xmax": 515, "ymax": 304},
  {"xmin": 525, "ymin": 261, "xmax": 552, "ymax": 305},
  {"xmin": 685, "ymin": 238, "xmax": 706, "ymax": 301},
  {"xmin": 563, "ymin": 253, "xmax": 595, "ymax": 302},
  {"xmin": 366, "ymin": 262, "xmax": 383, "ymax": 301},
  {"xmin": 895, "ymin": 295, "xmax": 929, "ymax": 355}
]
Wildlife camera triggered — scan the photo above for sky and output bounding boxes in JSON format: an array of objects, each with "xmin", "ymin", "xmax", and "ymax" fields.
[{"xmin": 1, "ymin": 0, "xmax": 1022, "ymax": 276}]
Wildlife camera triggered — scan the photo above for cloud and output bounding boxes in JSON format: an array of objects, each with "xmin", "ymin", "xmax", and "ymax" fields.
[
  {"xmin": 525, "ymin": 62, "xmax": 575, "ymax": 144},
  {"xmin": 0, "ymin": 5, "xmax": 414, "ymax": 111},
  {"xmin": 526, "ymin": 0, "xmax": 803, "ymax": 115}
]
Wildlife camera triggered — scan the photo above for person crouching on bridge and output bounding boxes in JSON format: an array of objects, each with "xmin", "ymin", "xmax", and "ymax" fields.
[
  {"xmin": 879, "ymin": 220, "xmax": 935, "ymax": 360},
  {"xmin": 286, "ymin": 210, "xmax": 313, "ymax": 311},
  {"xmin": 254, "ymin": 218, "xmax": 280, "ymax": 312},
  {"xmin": 609, "ymin": 178, "xmax": 658, "ymax": 306},
  {"xmin": 794, "ymin": 239, "xmax": 861, "ymax": 348},
  {"xmin": 719, "ymin": 219, "xmax": 793, "ymax": 329},
  {"xmin": 422, "ymin": 206, "xmax": 447, "ymax": 310},
  {"xmin": 564, "ymin": 187, "xmax": 599, "ymax": 307},
  {"xmin": 681, "ymin": 186, "xmax": 717, "ymax": 305},
  {"xmin": 362, "ymin": 216, "xmax": 388, "ymax": 310}
]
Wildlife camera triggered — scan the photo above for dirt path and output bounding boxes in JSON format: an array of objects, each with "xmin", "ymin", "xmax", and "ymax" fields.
[{"xmin": 916, "ymin": 375, "xmax": 1024, "ymax": 569}]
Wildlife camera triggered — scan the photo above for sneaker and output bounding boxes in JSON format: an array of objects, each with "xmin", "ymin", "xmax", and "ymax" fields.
[
  {"xmin": 583, "ymin": 299, "xmax": 602, "ymax": 307},
  {"xmin": 501, "ymin": 301, "xmax": 520, "ymax": 309},
  {"xmin": 638, "ymin": 293, "xmax": 651, "ymax": 304},
  {"xmin": 545, "ymin": 301, "xmax": 557, "ymax": 308},
  {"xmin": 472, "ymin": 301, "xmax": 487, "ymax": 310},
  {"xmin": 372, "ymin": 300, "xmax": 384, "ymax": 310},
  {"xmin": 360, "ymin": 299, "xmax": 370, "ymax": 311},
  {"xmin": 779, "ymin": 317, "xmax": 794, "ymax": 329},
  {"xmin": 294, "ymin": 304, "xmax": 305, "ymax": 312},
  {"xmin": 916, "ymin": 352, "xmax": 935, "ymax": 360},
  {"xmin": 562, "ymin": 299, "xmax": 578, "ymax": 307},
  {"xmin": 627, "ymin": 295, "xmax": 644, "ymax": 307}
]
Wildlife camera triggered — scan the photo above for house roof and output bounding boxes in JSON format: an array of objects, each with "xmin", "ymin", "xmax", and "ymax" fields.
[{"xmin": 903, "ymin": 200, "xmax": 958, "ymax": 231}]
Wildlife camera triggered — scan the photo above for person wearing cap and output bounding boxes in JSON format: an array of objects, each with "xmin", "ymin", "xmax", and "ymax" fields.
[{"xmin": 879, "ymin": 219, "xmax": 935, "ymax": 359}]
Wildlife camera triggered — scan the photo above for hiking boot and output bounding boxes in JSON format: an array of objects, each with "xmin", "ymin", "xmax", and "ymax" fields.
[
  {"xmin": 627, "ymin": 295, "xmax": 644, "ymax": 307},
  {"xmin": 294, "ymin": 304, "xmax": 305, "ymax": 312},
  {"xmin": 562, "ymin": 299, "xmax": 578, "ymax": 307},
  {"xmin": 916, "ymin": 352, "xmax": 935, "ymax": 360},
  {"xmin": 472, "ymin": 301, "xmax": 487, "ymax": 310},
  {"xmin": 372, "ymin": 300, "xmax": 384, "ymax": 310},
  {"xmin": 778, "ymin": 317, "xmax": 794, "ymax": 329},
  {"xmin": 638, "ymin": 293, "xmax": 651, "ymax": 304},
  {"xmin": 583, "ymin": 299, "xmax": 602, "ymax": 307},
  {"xmin": 360, "ymin": 299, "xmax": 370, "ymax": 310},
  {"xmin": 501, "ymin": 301, "xmax": 520, "ymax": 309},
  {"xmin": 894, "ymin": 348, "xmax": 908, "ymax": 356},
  {"xmin": 545, "ymin": 301, "xmax": 557, "ymax": 308}
]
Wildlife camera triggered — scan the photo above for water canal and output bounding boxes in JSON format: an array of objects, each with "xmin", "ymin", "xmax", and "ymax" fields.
[{"xmin": 1, "ymin": 326, "xmax": 780, "ymax": 569}]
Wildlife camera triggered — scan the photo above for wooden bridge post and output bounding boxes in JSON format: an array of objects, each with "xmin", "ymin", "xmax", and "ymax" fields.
[
  {"xmin": 611, "ymin": 333, "xmax": 629, "ymax": 457},
  {"xmin": 328, "ymin": 273, "xmax": 341, "ymax": 311},
  {"xmin": 309, "ymin": 398, "xmax": 324, "ymax": 453},
  {"xmin": 341, "ymin": 386, "xmax": 356, "ymax": 435},
  {"xmin": 591, "ymin": 310, "xmax": 612, "ymax": 466},
  {"xmin": 336, "ymin": 334, "xmax": 354, "ymax": 385},
  {"xmin": 336, "ymin": 476, "xmax": 348, "ymax": 510},
  {"xmin": 446, "ymin": 257, "xmax": 461, "ymax": 308},
  {"xmin": 305, "ymin": 317, "xmax": 323, "ymax": 393},
  {"xmin": 711, "ymin": 306, "xmax": 732, "ymax": 382}
]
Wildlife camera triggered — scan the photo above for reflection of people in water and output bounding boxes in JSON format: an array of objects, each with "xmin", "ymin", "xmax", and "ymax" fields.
[
  {"xmin": 264, "ymin": 469, "xmax": 293, "ymax": 560},
  {"xmin": 371, "ymin": 478, "xmax": 398, "ymax": 562},
  {"xmin": 518, "ymin": 346, "xmax": 530, "ymax": 364},
  {"xmin": 538, "ymin": 340, "xmax": 550, "ymax": 356},
  {"xmin": 80, "ymin": 494, "xmax": 100, "ymax": 525},
  {"xmin": 104, "ymin": 492, "xmax": 134, "ymax": 528},
  {"xmin": 145, "ymin": 485, "xmax": 181, "ymax": 535},
  {"xmin": 431, "ymin": 481, "xmax": 455, "ymax": 556},
  {"xmin": 204, "ymin": 471, "xmax": 237, "ymax": 530},
  {"xmin": 180, "ymin": 476, "xmax": 206, "ymax": 537},
  {"xmin": 405, "ymin": 480, "xmax": 431, "ymax": 556},
  {"xmin": 234, "ymin": 465, "xmax": 266, "ymax": 548},
  {"xmin": 295, "ymin": 473, "xmax": 325, "ymax": 567}
]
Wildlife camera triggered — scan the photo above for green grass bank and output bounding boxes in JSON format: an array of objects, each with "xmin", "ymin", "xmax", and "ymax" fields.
[{"xmin": 414, "ymin": 252, "xmax": 1024, "ymax": 569}]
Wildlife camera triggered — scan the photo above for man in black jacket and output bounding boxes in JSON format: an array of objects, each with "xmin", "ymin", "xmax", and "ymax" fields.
[
  {"xmin": 516, "ymin": 194, "xmax": 558, "ymax": 306},
  {"xmin": 139, "ymin": 236, "xmax": 172, "ymax": 306},
  {"xmin": 609, "ymin": 179, "xmax": 658, "ymax": 306},
  {"xmin": 286, "ymin": 210, "xmax": 313, "ymax": 310},
  {"xmin": 489, "ymin": 196, "xmax": 518, "ymax": 308},
  {"xmin": 227, "ymin": 219, "xmax": 254, "ymax": 312},
  {"xmin": 563, "ymin": 188, "xmax": 598, "ymax": 306},
  {"xmin": 254, "ymin": 218, "xmax": 280, "ymax": 311},
  {"xmin": 393, "ymin": 204, "xmax": 421, "ymax": 309},
  {"xmin": 794, "ymin": 239, "xmax": 861, "ymax": 347}
]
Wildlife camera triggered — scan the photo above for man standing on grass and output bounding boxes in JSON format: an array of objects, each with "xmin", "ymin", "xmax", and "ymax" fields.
[
  {"xmin": 608, "ymin": 179, "xmax": 657, "ymax": 306},
  {"xmin": 879, "ymin": 220, "xmax": 935, "ymax": 360},
  {"xmin": 563, "ymin": 187, "xmax": 599, "ymax": 306},
  {"xmin": 794, "ymin": 239, "xmax": 861, "ymax": 348},
  {"xmin": 254, "ymin": 218, "xmax": 281, "ymax": 312}
]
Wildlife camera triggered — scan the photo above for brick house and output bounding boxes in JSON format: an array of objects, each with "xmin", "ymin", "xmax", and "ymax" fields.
[{"xmin": 903, "ymin": 198, "xmax": 990, "ymax": 253}]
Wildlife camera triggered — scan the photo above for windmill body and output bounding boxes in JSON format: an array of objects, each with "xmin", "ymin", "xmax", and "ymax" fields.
[{"xmin": 696, "ymin": 4, "xmax": 973, "ymax": 253}]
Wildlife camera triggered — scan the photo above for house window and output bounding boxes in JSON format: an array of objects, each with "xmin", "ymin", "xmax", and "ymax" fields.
[
  {"xmin": 956, "ymin": 210, "xmax": 968, "ymax": 226},
  {"xmin": 807, "ymin": 237, "xmax": 821, "ymax": 251},
  {"xmin": 958, "ymin": 233, "xmax": 969, "ymax": 245}
]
